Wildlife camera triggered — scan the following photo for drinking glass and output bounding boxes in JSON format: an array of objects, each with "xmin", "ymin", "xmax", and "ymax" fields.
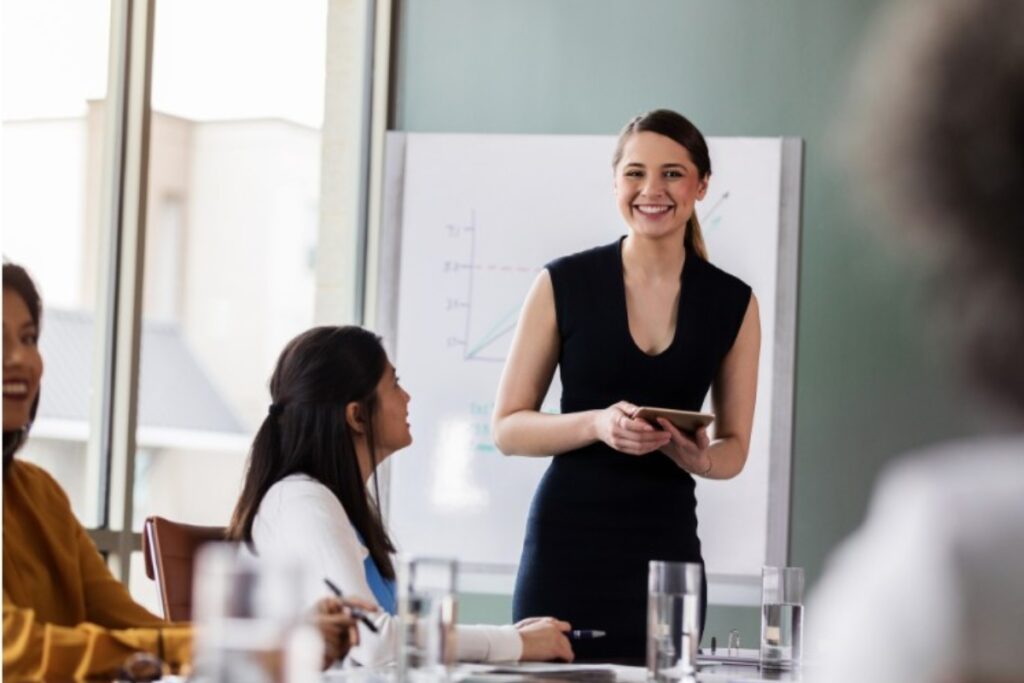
[
  {"xmin": 646, "ymin": 561, "xmax": 702, "ymax": 681},
  {"xmin": 190, "ymin": 543, "xmax": 322, "ymax": 683},
  {"xmin": 397, "ymin": 557, "xmax": 459, "ymax": 682},
  {"xmin": 759, "ymin": 566, "xmax": 804, "ymax": 671}
]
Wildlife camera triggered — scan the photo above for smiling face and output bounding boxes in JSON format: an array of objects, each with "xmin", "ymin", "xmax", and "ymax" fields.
[
  {"xmin": 3, "ymin": 288, "xmax": 43, "ymax": 433},
  {"xmin": 614, "ymin": 131, "xmax": 709, "ymax": 241},
  {"xmin": 372, "ymin": 360, "xmax": 412, "ymax": 459}
]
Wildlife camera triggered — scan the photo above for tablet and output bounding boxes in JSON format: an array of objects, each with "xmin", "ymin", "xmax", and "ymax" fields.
[{"xmin": 630, "ymin": 406, "xmax": 714, "ymax": 432}]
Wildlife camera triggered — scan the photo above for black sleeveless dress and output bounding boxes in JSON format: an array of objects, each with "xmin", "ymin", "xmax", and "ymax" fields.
[{"xmin": 512, "ymin": 239, "xmax": 751, "ymax": 663}]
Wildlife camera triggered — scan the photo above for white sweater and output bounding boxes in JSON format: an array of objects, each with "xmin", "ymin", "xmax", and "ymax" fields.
[
  {"xmin": 809, "ymin": 435, "xmax": 1024, "ymax": 683},
  {"xmin": 245, "ymin": 473, "xmax": 523, "ymax": 666}
]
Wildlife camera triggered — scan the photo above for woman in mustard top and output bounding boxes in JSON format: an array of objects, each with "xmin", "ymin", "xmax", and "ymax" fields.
[{"xmin": 2, "ymin": 263, "xmax": 355, "ymax": 679}]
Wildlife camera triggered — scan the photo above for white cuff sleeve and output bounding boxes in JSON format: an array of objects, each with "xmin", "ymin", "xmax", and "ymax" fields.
[{"xmin": 456, "ymin": 625, "xmax": 523, "ymax": 663}]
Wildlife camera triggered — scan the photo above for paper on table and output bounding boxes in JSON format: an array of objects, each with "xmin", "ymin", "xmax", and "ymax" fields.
[
  {"xmin": 458, "ymin": 662, "xmax": 617, "ymax": 681},
  {"xmin": 697, "ymin": 647, "xmax": 760, "ymax": 666}
]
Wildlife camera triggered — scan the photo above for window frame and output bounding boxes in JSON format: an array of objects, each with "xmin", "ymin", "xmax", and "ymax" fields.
[
  {"xmin": 82, "ymin": 0, "xmax": 394, "ymax": 587},
  {"xmin": 85, "ymin": 0, "xmax": 155, "ymax": 580}
]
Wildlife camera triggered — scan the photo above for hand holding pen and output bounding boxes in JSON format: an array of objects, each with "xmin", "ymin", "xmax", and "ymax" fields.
[
  {"xmin": 323, "ymin": 578, "xmax": 381, "ymax": 634},
  {"xmin": 311, "ymin": 597, "xmax": 359, "ymax": 668},
  {"xmin": 514, "ymin": 617, "xmax": 577, "ymax": 662}
]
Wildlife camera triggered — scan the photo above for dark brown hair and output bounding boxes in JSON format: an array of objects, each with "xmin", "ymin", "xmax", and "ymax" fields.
[
  {"xmin": 612, "ymin": 109, "xmax": 712, "ymax": 260},
  {"xmin": 2, "ymin": 262, "xmax": 43, "ymax": 467},
  {"xmin": 227, "ymin": 326, "xmax": 397, "ymax": 578}
]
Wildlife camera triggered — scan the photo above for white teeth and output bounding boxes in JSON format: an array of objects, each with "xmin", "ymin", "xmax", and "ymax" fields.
[
  {"xmin": 3, "ymin": 382, "xmax": 28, "ymax": 395},
  {"xmin": 636, "ymin": 205, "xmax": 672, "ymax": 215}
]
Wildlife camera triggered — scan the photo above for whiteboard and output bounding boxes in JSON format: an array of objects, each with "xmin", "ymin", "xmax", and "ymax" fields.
[{"xmin": 376, "ymin": 132, "xmax": 801, "ymax": 604}]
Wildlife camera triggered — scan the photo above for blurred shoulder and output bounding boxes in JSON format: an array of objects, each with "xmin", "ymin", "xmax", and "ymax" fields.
[
  {"xmin": 853, "ymin": 433, "xmax": 1024, "ymax": 577},
  {"xmin": 875, "ymin": 433, "xmax": 1024, "ymax": 507},
  {"xmin": 6, "ymin": 459, "xmax": 70, "ymax": 503}
]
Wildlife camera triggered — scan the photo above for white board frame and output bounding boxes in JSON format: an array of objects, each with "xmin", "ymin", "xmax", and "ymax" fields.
[{"xmin": 373, "ymin": 132, "xmax": 802, "ymax": 606}]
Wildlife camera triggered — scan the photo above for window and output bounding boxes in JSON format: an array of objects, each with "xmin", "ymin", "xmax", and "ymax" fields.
[
  {"xmin": 2, "ymin": 0, "xmax": 113, "ymax": 528},
  {"xmin": 2, "ymin": 0, "xmax": 369, "ymax": 614},
  {"xmin": 128, "ymin": 0, "xmax": 329, "ymax": 609}
]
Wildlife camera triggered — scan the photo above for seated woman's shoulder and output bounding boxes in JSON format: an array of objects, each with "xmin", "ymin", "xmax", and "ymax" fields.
[
  {"xmin": 4, "ymin": 462, "xmax": 76, "ymax": 516},
  {"xmin": 258, "ymin": 474, "xmax": 353, "ymax": 525},
  {"xmin": 7, "ymin": 459, "xmax": 69, "ymax": 499},
  {"xmin": 263, "ymin": 472, "xmax": 334, "ymax": 500},
  {"xmin": 251, "ymin": 474, "xmax": 363, "ymax": 555}
]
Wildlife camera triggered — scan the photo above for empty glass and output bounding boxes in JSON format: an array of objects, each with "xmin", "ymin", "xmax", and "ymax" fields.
[
  {"xmin": 190, "ymin": 543, "xmax": 322, "ymax": 683},
  {"xmin": 647, "ymin": 561, "xmax": 702, "ymax": 681},
  {"xmin": 759, "ymin": 566, "xmax": 804, "ymax": 671},
  {"xmin": 397, "ymin": 557, "xmax": 459, "ymax": 682}
]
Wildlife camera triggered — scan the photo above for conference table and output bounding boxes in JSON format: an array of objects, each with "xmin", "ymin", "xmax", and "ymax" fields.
[
  {"xmin": 320, "ymin": 661, "xmax": 803, "ymax": 683},
  {"xmin": 138, "ymin": 658, "xmax": 803, "ymax": 683}
]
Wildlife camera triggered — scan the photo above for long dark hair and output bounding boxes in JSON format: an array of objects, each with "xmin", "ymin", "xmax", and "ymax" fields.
[
  {"xmin": 227, "ymin": 325, "xmax": 397, "ymax": 578},
  {"xmin": 3, "ymin": 262, "xmax": 43, "ymax": 468},
  {"xmin": 612, "ymin": 109, "xmax": 712, "ymax": 261}
]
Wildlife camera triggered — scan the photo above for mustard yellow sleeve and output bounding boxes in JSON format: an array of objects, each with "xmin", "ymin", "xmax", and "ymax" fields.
[{"xmin": 3, "ymin": 595, "xmax": 192, "ymax": 680}]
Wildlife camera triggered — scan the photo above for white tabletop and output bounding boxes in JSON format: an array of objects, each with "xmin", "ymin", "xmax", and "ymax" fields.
[{"xmin": 320, "ymin": 661, "xmax": 802, "ymax": 683}]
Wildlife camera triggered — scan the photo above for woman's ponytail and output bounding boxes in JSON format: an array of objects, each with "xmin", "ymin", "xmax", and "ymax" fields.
[{"xmin": 686, "ymin": 214, "xmax": 709, "ymax": 261}]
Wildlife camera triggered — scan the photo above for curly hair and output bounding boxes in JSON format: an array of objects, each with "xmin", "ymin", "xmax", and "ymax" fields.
[{"xmin": 847, "ymin": 0, "xmax": 1024, "ymax": 413}]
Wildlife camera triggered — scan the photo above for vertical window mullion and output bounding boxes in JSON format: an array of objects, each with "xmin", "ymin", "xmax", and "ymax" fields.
[
  {"xmin": 89, "ymin": 0, "xmax": 156, "ymax": 582},
  {"xmin": 86, "ymin": 0, "xmax": 129, "ymax": 555}
]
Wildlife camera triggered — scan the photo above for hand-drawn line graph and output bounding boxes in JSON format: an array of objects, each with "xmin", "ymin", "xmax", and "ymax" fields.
[
  {"xmin": 701, "ymin": 191, "xmax": 730, "ymax": 231},
  {"xmin": 442, "ymin": 210, "xmax": 540, "ymax": 363},
  {"xmin": 441, "ymin": 193, "xmax": 732, "ymax": 363}
]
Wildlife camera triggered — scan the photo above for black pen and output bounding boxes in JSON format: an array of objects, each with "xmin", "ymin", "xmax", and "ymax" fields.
[
  {"xmin": 569, "ymin": 629, "xmax": 606, "ymax": 640},
  {"xmin": 323, "ymin": 578, "xmax": 380, "ymax": 633}
]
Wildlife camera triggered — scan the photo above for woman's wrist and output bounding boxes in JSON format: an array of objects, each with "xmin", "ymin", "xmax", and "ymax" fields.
[
  {"xmin": 698, "ymin": 454, "xmax": 713, "ymax": 477},
  {"xmin": 584, "ymin": 409, "xmax": 602, "ymax": 444},
  {"xmin": 685, "ymin": 453, "xmax": 712, "ymax": 478}
]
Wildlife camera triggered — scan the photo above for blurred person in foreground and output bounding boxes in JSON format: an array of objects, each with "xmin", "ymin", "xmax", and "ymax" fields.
[
  {"xmin": 2, "ymin": 262, "xmax": 356, "ymax": 680},
  {"xmin": 810, "ymin": 0, "xmax": 1024, "ymax": 681}
]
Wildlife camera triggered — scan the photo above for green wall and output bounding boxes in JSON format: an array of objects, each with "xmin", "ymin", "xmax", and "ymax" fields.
[{"xmin": 394, "ymin": 0, "xmax": 972, "ymax": 645}]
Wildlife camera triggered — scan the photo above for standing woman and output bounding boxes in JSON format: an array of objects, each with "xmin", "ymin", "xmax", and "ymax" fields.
[{"xmin": 493, "ymin": 110, "xmax": 761, "ymax": 662}]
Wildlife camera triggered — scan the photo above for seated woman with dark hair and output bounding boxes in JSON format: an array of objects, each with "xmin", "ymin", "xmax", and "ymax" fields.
[
  {"xmin": 2, "ymin": 262, "xmax": 355, "ymax": 680},
  {"xmin": 228, "ymin": 325, "xmax": 575, "ymax": 667}
]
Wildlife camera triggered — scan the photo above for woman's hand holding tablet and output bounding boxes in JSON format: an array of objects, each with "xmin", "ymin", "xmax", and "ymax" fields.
[
  {"xmin": 628, "ymin": 407, "xmax": 715, "ymax": 476},
  {"xmin": 593, "ymin": 401, "xmax": 673, "ymax": 456},
  {"xmin": 629, "ymin": 406, "xmax": 715, "ymax": 433}
]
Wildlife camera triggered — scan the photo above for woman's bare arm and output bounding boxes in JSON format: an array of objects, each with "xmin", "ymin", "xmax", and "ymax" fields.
[
  {"xmin": 492, "ymin": 271, "xmax": 671, "ymax": 457},
  {"xmin": 657, "ymin": 293, "xmax": 761, "ymax": 479}
]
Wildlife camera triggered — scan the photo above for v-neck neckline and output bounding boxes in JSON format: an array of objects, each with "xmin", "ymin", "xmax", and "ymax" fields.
[{"xmin": 615, "ymin": 237, "xmax": 693, "ymax": 359}]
